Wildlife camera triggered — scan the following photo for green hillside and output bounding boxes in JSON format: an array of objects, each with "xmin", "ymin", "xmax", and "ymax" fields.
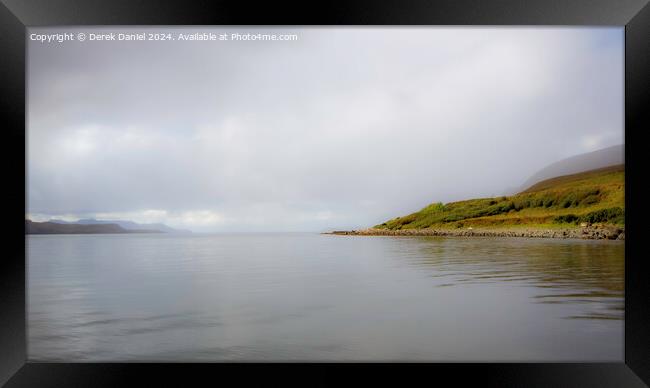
[{"xmin": 374, "ymin": 165, "xmax": 624, "ymax": 231}]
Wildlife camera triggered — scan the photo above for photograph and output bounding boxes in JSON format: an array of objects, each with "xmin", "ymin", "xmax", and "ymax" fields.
[{"xmin": 25, "ymin": 26, "xmax": 625, "ymax": 362}]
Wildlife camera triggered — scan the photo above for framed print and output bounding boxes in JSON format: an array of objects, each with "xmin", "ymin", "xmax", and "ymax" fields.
[{"xmin": 1, "ymin": 0, "xmax": 649, "ymax": 386}]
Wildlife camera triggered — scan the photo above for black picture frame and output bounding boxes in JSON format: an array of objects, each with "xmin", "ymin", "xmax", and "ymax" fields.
[{"xmin": 1, "ymin": 0, "xmax": 649, "ymax": 386}]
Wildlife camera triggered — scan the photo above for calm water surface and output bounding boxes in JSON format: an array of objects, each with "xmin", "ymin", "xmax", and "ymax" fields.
[{"xmin": 27, "ymin": 233, "xmax": 624, "ymax": 361}]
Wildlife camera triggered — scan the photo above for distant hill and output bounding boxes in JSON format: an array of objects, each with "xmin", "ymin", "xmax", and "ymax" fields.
[
  {"xmin": 519, "ymin": 144, "xmax": 623, "ymax": 192},
  {"xmin": 521, "ymin": 164, "xmax": 624, "ymax": 194},
  {"xmin": 26, "ymin": 220, "xmax": 164, "ymax": 235},
  {"xmin": 48, "ymin": 218, "xmax": 191, "ymax": 234},
  {"xmin": 374, "ymin": 164, "xmax": 624, "ymax": 230}
]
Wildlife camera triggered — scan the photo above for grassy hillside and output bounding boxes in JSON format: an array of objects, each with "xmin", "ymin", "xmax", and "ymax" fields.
[{"xmin": 374, "ymin": 165, "xmax": 624, "ymax": 231}]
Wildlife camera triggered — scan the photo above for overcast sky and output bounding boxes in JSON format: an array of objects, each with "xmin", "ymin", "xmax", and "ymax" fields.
[{"xmin": 27, "ymin": 27, "xmax": 623, "ymax": 232}]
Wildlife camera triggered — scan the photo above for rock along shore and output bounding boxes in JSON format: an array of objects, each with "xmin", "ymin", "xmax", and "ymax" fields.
[{"xmin": 325, "ymin": 225, "xmax": 625, "ymax": 240}]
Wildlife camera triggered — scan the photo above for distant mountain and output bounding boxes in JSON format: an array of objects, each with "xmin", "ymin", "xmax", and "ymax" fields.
[
  {"xmin": 519, "ymin": 144, "xmax": 624, "ymax": 192},
  {"xmin": 48, "ymin": 218, "xmax": 191, "ymax": 234},
  {"xmin": 26, "ymin": 220, "xmax": 164, "ymax": 235},
  {"xmin": 520, "ymin": 164, "xmax": 624, "ymax": 194}
]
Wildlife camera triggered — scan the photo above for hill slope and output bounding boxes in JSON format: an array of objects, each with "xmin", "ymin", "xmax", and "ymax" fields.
[
  {"xmin": 519, "ymin": 144, "xmax": 623, "ymax": 192},
  {"xmin": 374, "ymin": 165, "xmax": 624, "ymax": 231}
]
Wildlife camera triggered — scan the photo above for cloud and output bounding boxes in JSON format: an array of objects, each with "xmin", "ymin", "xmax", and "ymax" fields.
[{"xmin": 27, "ymin": 27, "xmax": 624, "ymax": 231}]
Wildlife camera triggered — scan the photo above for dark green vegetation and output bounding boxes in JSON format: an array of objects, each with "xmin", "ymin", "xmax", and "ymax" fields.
[
  {"xmin": 553, "ymin": 207, "xmax": 625, "ymax": 225},
  {"xmin": 375, "ymin": 165, "xmax": 624, "ymax": 231},
  {"xmin": 25, "ymin": 220, "xmax": 164, "ymax": 234}
]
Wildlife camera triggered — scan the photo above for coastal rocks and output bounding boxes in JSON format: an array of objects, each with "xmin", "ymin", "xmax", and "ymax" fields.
[
  {"xmin": 330, "ymin": 231, "xmax": 355, "ymax": 235},
  {"xmin": 580, "ymin": 225, "xmax": 624, "ymax": 240},
  {"xmin": 326, "ymin": 225, "xmax": 625, "ymax": 241}
]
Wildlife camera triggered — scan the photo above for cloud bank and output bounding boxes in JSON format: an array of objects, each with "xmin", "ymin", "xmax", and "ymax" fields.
[{"xmin": 27, "ymin": 27, "xmax": 623, "ymax": 232}]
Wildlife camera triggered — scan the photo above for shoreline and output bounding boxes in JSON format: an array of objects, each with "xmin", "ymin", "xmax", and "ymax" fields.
[{"xmin": 325, "ymin": 225, "xmax": 625, "ymax": 240}]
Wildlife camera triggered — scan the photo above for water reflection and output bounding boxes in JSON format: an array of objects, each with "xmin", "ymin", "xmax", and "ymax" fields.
[
  {"xmin": 387, "ymin": 237, "xmax": 624, "ymax": 320},
  {"xmin": 28, "ymin": 233, "xmax": 624, "ymax": 361}
]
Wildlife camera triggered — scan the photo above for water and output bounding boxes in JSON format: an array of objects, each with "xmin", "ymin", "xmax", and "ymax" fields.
[{"xmin": 27, "ymin": 233, "xmax": 624, "ymax": 361}]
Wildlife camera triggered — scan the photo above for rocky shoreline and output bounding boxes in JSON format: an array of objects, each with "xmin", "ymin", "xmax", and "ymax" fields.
[{"xmin": 326, "ymin": 225, "xmax": 625, "ymax": 240}]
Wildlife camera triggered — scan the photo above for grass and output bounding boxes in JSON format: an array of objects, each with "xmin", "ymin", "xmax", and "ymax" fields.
[{"xmin": 374, "ymin": 165, "xmax": 624, "ymax": 230}]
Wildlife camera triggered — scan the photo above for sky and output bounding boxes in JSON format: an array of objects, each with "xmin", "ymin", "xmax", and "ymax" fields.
[{"xmin": 27, "ymin": 27, "xmax": 624, "ymax": 232}]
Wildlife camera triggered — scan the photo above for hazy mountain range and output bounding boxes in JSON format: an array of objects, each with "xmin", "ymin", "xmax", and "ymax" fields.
[
  {"xmin": 48, "ymin": 218, "xmax": 191, "ymax": 233},
  {"xmin": 26, "ymin": 218, "xmax": 192, "ymax": 235},
  {"xmin": 25, "ymin": 220, "xmax": 165, "ymax": 235}
]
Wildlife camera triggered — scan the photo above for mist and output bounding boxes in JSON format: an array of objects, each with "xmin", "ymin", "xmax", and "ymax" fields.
[{"xmin": 27, "ymin": 27, "xmax": 623, "ymax": 232}]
